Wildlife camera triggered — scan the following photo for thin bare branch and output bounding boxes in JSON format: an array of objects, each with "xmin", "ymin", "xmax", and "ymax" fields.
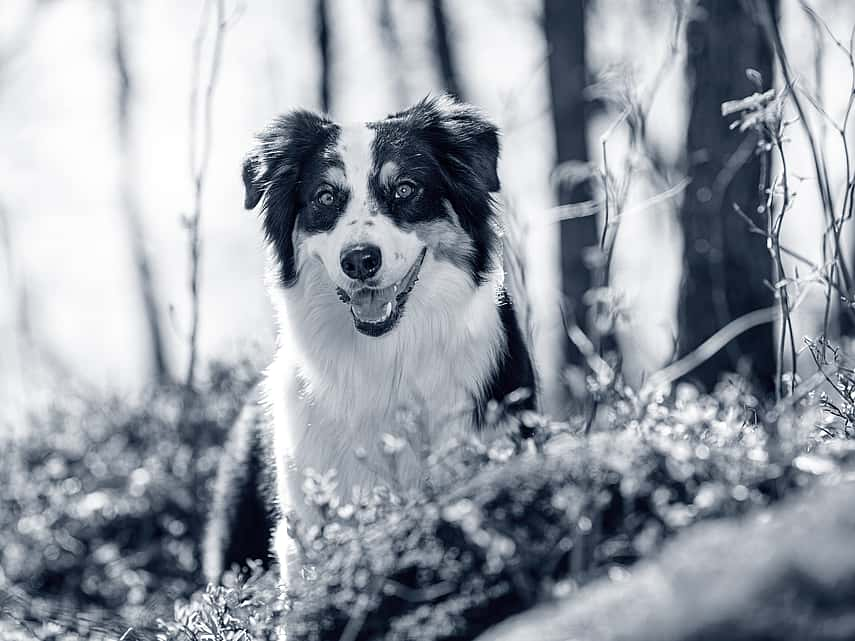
[
  {"xmin": 643, "ymin": 306, "xmax": 778, "ymax": 396},
  {"xmin": 185, "ymin": 0, "xmax": 228, "ymax": 390},
  {"xmin": 800, "ymin": 1, "xmax": 854, "ymax": 62},
  {"xmin": 112, "ymin": 0, "xmax": 172, "ymax": 384}
]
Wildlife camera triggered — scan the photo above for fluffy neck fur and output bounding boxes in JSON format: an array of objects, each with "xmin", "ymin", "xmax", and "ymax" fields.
[{"xmin": 264, "ymin": 248, "xmax": 506, "ymax": 517}]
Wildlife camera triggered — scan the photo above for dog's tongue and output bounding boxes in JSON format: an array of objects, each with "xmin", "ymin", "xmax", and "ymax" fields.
[{"xmin": 350, "ymin": 288, "xmax": 395, "ymax": 323}]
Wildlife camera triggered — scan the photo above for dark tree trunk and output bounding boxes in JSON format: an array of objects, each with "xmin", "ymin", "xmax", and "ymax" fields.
[
  {"xmin": 316, "ymin": 0, "xmax": 331, "ymax": 114},
  {"xmin": 111, "ymin": 0, "xmax": 171, "ymax": 385},
  {"xmin": 678, "ymin": 0, "xmax": 777, "ymax": 393},
  {"xmin": 430, "ymin": 0, "xmax": 462, "ymax": 99},
  {"xmin": 378, "ymin": 0, "xmax": 408, "ymax": 108},
  {"xmin": 543, "ymin": 0, "xmax": 599, "ymax": 373}
]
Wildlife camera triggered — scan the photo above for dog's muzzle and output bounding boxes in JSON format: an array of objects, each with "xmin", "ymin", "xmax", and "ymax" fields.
[{"xmin": 337, "ymin": 248, "xmax": 427, "ymax": 337}]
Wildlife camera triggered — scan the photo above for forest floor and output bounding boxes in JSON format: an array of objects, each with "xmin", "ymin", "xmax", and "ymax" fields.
[{"xmin": 1, "ymin": 360, "xmax": 854, "ymax": 641}]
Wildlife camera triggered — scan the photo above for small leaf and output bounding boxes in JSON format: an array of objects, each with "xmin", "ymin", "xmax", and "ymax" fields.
[{"xmin": 745, "ymin": 67, "xmax": 763, "ymax": 89}]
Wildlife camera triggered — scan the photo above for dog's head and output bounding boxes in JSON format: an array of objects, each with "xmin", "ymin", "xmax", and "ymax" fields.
[{"xmin": 243, "ymin": 96, "xmax": 501, "ymax": 338}]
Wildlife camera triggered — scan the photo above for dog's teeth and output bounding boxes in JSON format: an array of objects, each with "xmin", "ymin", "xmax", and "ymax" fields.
[{"xmin": 383, "ymin": 302, "xmax": 393, "ymax": 319}]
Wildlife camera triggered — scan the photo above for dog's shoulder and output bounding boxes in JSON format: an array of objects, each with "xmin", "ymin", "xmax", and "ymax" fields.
[
  {"xmin": 474, "ymin": 289, "xmax": 537, "ymax": 424},
  {"xmin": 203, "ymin": 383, "xmax": 277, "ymax": 583}
]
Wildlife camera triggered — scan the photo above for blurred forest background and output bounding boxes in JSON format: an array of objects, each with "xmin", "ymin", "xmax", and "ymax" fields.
[
  {"xmin": 3, "ymin": 0, "xmax": 853, "ymax": 426},
  {"xmin": 5, "ymin": 1, "xmax": 855, "ymax": 640}
]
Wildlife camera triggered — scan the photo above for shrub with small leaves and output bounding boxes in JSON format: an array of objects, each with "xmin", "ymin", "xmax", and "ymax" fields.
[
  {"xmin": 3, "ymin": 364, "xmax": 852, "ymax": 641},
  {"xmin": 156, "ymin": 563, "xmax": 285, "ymax": 641},
  {"xmin": 0, "ymin": 361, "xmax": 258, "ymax": 640}
]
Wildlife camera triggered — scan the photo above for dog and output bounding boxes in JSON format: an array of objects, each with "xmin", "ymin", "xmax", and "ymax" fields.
[{"xmin": 203, "ymin": 96, "xmax": 536, "ymax": 584}]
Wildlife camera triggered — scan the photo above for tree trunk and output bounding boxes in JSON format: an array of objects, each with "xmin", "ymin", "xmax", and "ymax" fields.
[
  {"xmin": 316, "ymin": 0, "xmax": 331, "ymax": 114},
  {"xmin": 543, "ymin": 0, "xmax": 599, "ymax": 377},
  {"xmin": 678, "ymin": 0, "xmax": 776, "ymax": 393},
  {"xmin": 430, "ymin": 0, "xmax": 462, "ymax": 99},
  {"xmin": 378, "ymin": 0, "xmax": 409, "ymax": 108},
  {"xmin": 111, "ymin": 0, "xmax": 171, "ymax": 385}
]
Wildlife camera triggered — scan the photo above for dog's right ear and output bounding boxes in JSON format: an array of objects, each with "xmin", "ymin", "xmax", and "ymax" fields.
[
  {"xmin": 242, "ymin": 153, "xmax": 265, "ymax": 210},
  {"xmin": 242, "ymin": 110, "xmax": 338, "ymax": 286}
]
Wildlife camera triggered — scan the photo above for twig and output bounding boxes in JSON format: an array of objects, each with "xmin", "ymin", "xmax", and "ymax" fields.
[
  {"xmin": 382, "ymin": 579, "xmax": 455, "ymax": 602},
  {"xmin": 761, "ymin": 1, "xmax": 835, "ymax": 224},
  {"xmin": 732, "ymin": 203, "xmax": 826, "ymax": 275},
  {"xmin": 770, "ymin": 368, "xmax": 826, "ymax": 417},
  {"xmin": 560, "ymin": 306, "xmax": 615, "ymax": 391},
  {"xmin": 784, "ymin": 3, "xmax": 855, "ymax": 356},
  {"xmin": 597, "ymin": 107, "xmax": 629, "ymax": 253},
  {"xmin": 642, "ymin": 306, "xmax": 778, "ymax": 396},
  {"xmin": 544, "ymin": 177, "xmax": 689, "ymax": 223},
  {"xmin": 593, "ymin": 106, "xmax": 628, "ymax": 358},
  {"xmin": 800, "ymin": 1, "xmax": 853, "ymax": 60},
  {"xmin": 773, "ymin": 134, "xmax": 798, "ymax": 397},
  {"xmin": 338, "ymin": 579, "xmax": 385, "ymax": 641},
  {"xmin": 112, "ymin": 0, "xmax": 172, "ymax": 384},
  {"xmin": 760, "ymin": 0, "xmax": 853, "ymax": 310},
  {"xmin": 185, "ymin": 0, "xmax": 228, "ymax": 390}
]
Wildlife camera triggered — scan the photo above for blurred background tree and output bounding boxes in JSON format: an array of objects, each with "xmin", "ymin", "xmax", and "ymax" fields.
[
  {"xmin": 111, "ymin": 0, "xmax": 172, "ymax": 385},
  {"xmin": 430, "ymin": 0, "xmax": 462, "ymax": 99},
  {"xmin": 0, "ymin": 0, "xmax": 854, "ymax": 415},
  {"xmin": 316, "ymin": 0, "xmax": 331, "ymax": 113},
  {"xmin": 543, "ymin": 0, "xmax": 601, "ymax": 396},
  {"xmin": 4, "ymin": 1, "xmax": 855, "ymax": 636},
  {"xmin": 677, "ymin": 0, "xmax": 778, "ymax": 394}
]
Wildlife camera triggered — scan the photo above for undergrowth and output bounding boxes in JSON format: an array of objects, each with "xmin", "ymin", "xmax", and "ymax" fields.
[
  {"xmin": 0, "ymin": 361, "xmax": 257, "ymax": 641},
  {"xmin": 3, "ymin": 359, "xmax": 853, "ymax": 641}
]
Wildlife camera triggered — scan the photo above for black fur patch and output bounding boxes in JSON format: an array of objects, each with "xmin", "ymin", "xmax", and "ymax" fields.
[
  {"xmin": 204, "ymin": 393, "xmax": 277, "ymax": 580},
  {"xmin": 242, "ymin": 111, "xmax": 341, "ymax": 286},
  {"xmin": 223, "ymin": 424, "xmax": 275, "ymax": 574},
  {"xmin": 474, "ymin": 289, "xmax": 537, "ymax": 426},
  {"xmin": 369, "ymin": 96, "xmax": 501, "ymax": 283},
  {"xmin": 293, "ymin": 147, "xmax": 350, "ymax": 235},
  {"xmin": 243, "ymin": 96, "xmax": 501, "ymax": 286}
]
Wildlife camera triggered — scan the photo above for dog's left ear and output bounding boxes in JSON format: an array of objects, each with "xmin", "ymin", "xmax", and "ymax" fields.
[{"xmin": 411, "ymin": 95, "xmax": 501, "ymax": 192}]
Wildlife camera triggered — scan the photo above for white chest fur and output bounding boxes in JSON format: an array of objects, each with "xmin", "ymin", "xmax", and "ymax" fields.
[{"xmin": 262, "ymin": 254, "xmax": 505, "ymax": 537}]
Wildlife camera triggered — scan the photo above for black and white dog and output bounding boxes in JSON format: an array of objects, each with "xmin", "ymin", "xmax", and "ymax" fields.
[{"xmin": 204, "ymin": 96, "xmax": 535, "ymax": 583}]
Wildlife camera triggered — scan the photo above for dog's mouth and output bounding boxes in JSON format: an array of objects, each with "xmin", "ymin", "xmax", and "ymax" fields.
[{"xmin": 337, "ymin": 248, "xmax": 427, "ymax": 337}]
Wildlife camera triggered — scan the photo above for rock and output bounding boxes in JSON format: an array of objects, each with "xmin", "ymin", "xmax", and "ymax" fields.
[{"xmin": 476, "ymin": 479, "xmax": 855, "ymax": 641}]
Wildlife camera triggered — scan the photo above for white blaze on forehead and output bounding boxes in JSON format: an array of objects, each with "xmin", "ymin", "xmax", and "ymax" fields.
[
  {"xmin": 297, "ymin": 122, "xmax": 427, "ymax": 291},
  {"xmin": 336, "ymin": 123, "xmax": 376, "ymax": 213}
]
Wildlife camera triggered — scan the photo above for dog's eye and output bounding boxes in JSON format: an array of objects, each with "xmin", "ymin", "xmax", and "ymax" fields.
[
  {"xmin": 394, "ymin": 181, "xmax": 417, "ymax": 200},
  {"xmin": 316, "ymin": 189, "xmax": 335, "ymax": 207}
]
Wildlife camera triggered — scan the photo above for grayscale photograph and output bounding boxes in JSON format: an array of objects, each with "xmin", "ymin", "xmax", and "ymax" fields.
[{"xmin": 2, "ymin": 1, "xmax": 855, "ymax": 639}]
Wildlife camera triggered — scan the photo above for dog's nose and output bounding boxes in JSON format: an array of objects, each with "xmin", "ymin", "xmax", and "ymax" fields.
[{"xmin": 340, "ymin": 244, "xmax": 382, "ymax": 280}]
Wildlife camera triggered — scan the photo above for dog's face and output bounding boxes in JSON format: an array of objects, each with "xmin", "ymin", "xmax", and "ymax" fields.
[{"xmin": 243, "ymin": 97, "xmax": 500, "ymax": 337}]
